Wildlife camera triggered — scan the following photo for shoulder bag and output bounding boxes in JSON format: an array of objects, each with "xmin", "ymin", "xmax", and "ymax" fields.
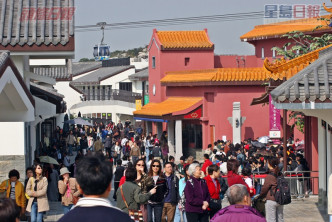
[{"xmin": 120, "ymin": 186, "xmax": 143, "ymax": 222}]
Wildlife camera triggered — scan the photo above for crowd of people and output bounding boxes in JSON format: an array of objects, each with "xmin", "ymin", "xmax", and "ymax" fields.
[{"xmin": 0, "ymin": 119, "xmax": 311, "ymax": 222}]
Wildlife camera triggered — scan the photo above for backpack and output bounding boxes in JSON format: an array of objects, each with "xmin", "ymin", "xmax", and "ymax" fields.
[{"xmin": 270, "ymin": 174, "xmax": 291, "ymax": 205}]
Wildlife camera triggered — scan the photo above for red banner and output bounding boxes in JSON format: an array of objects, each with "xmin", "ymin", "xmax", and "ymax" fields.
[{"xmin": 184, "ymin": 107, "xmax": 202, "ymax": 119}]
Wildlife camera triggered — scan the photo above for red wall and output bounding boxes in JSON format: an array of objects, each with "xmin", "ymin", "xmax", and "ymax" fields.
[{"xmin": 167, "ymin": 85, "xmax": 269, "ymax": 148}]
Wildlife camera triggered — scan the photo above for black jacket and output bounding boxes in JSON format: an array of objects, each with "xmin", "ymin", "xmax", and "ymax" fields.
[
  {"xmin": 80, "ymin": 138, "xmax": 88, "ymax": 149},
  {"xmin": 104, "ymin": 137, "xmax": 112, "ymax": 149},
  {"xmin": 114, "ymin": 166, "xmax": 125, "ymax": 183},
  {"xmin": 164, "ymin": 174, "xmax": 180, "ymax": 204},
  {"xmin": 147, "ymin": 176, "xmax": 167, "ymax": 204}
]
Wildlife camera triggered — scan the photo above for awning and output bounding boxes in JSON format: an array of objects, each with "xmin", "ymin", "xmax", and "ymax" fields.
[{"xmin": 133, "ymin": 97, "xmax": 203, "ymax": 119}]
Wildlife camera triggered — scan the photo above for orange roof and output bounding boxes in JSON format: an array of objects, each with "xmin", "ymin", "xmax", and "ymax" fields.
[
  {"xmin": 240, "ymin": 15, "xmax": 332, "ymax": 40},
  {"xmin": 156, "ymin": 30, "xmax": 214, "ymax": 50},
  {"xmin": 263, "ymin": 44, "xmax": 332, "ymax": 80},
  {"xmin": 133, "ymin": 97, "xmax": 202, "ymax": 117},
  {"xmin": 161, "ymin": 67, "xmax": 270, "ymax": 83}
]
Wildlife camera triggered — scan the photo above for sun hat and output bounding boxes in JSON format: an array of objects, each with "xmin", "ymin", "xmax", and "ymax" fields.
[{"xmin": 60, "ymin": 167, "xmax": 71, "ymax": 176}]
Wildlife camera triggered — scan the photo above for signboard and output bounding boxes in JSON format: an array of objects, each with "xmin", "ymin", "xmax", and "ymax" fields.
[
  {"xmin": 144, "ymin": 95, "xmax": 149, "ymax": 105},
  {"xmin": 269, "ymin": 95, "xmax": 281, "ymax": 138},
  {"xmin": 107, "ymin": 113, "xmax": 112, "ymax": 120},
  {"xmin": 136, "ymin": 99, "xmax": 142, "ymax": 111},
  {"xmin": 184, "ymin": 108, "xmax": 202, "ymax": 119},
  {"xmin": 269, "ymin": 131, "xmax": 281, "ymax": 138}
]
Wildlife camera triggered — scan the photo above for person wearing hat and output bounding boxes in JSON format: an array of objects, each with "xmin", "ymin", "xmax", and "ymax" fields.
[{"xmin": 58, "ymin": 167, "xmax": 81, "ymax": 214}]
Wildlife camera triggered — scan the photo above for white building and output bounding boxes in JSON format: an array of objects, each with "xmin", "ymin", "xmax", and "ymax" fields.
[{"xmin": 0, "ymin": 0, "xmax": 74, "ymax": 181}]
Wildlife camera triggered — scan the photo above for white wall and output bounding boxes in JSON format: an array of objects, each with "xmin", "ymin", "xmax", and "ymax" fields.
[
  {"xmin": 70, "ymin": 100, "xmax": 135, "ymax": 123},
  {"xmin": 54, "ymin": 81, "xmax": 81, "ymax": 110},
  {"xmin": 0, "ymin": 122, "xmax": 25, "ymax": 155},
  {"xmin": 100, "ymin": 68, "xmax": 135, "ymax": 90},
  {"xmin": 130, "ymin": 61, "xmax": 148, "ymax": 70}
]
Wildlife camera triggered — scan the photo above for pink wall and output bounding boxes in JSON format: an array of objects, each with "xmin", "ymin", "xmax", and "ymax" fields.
[
  {"xmin": 148, "ymin": 31, "xmax": 214, "ymax": 104},
  {"xmin": 167, "ymin": 85, "xmax": 269, "ymax": 148}
]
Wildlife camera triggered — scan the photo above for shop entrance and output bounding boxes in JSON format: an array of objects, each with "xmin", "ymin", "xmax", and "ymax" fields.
[{"xmin": 182, "ymin": 120, "xmax": 202, "ymax": 158}]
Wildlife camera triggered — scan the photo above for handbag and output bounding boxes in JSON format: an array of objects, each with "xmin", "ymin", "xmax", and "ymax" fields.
[
  {"xmin": 25, "ymin": 178, "xmax": 34, "ymax": 200},
  {"xmin": 120, "ymin": 186, "xmax": 143, "ymax": 222},
  {"xmin": 0, "ymin": 180, "xmax": 8, "ymax": 198},
  {"xmin": 209, "ymin": 198, "xmax": 222, "ymax": 211}
]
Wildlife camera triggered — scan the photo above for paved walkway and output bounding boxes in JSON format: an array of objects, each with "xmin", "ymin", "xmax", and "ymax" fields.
[{"xmin": 22, "ymin": 193, "xmax": 328, "ymax": 222}]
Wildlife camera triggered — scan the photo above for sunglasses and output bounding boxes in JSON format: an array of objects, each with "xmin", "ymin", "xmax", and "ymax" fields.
[
  {"xmin": 137, "ymin": 164, "xmax": 145, "ymax": 167},
  {"xmin": 152, "ymin": 165, "xmax": 160, "ymax": 168}
]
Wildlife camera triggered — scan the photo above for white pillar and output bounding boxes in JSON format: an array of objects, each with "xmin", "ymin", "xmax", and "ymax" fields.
[
  {"xmin": 175, "ymin": 120, "xmax": 183, "ymax": 161},
  {"xmin": 168, "ymin": 121, "xmax": 175, "ymax": 158},
  {"xmin": 318, "ymin": 118, "xmax": 327, "ymax": 206}
]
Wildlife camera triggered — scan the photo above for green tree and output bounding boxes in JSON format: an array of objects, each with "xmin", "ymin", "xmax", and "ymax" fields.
[
  {"xmin": 79, "ymin": 58, "xmax": 95, "ymax": 62},
  {"xmin": 272, "ymin": 31, "xmax": 332, "ymax": 60}
]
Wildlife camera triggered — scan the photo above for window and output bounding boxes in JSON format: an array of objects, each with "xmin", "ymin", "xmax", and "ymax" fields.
[
  {"xmin": 119, "ymin": 82, "xmax": 132, "ymax": 92},
  {"xmin": 261, "ymin": 47, "xmax": 265, "ymax": 59},
  {"xmin": 185, "ymin": 57, "xmax": 190, "ymax": 66},
  {"xmin": 272, "ymin": 48, "xmax": 276, "ymax": 58},
  {"xmin": 152, "ymin": 57, "xmax": 156, "ymax": 68}
]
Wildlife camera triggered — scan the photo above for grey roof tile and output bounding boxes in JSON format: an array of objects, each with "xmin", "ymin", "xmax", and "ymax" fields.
[
  {"xmin": 72, "ymin": 62, "xmax": 102, "ymax": 76},
  {"xmin": 271, "ymin": 46, "xmax": 332, "ymax": 103},
  {"xmin": 128, "ymin": 68, "xmax": 148, "ymax": 80},
  {"xmin": 0, "ymin": 0, "xmax": 74, "ymax": 47},
  {"xmin": 30, "ymin": 82, "xmax": 64, "ymax": 98},
  {"xmin": 33, "ymin": 66, "xmax": 70, "ymax": 80},
  {"xmin": 72, "ymin": 65, "xmax": 135, "ymax": 85}
]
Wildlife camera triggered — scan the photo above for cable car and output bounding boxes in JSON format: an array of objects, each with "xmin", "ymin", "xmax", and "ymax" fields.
[{"xmin": 93, "ymin": 22, "xmax": 111, "ymax": 61}]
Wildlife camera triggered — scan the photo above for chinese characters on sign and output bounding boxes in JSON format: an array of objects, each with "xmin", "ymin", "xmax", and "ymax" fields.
[
  {"xmin": 269, "ymin": 95, "xmax": 281, "ymax": 138},
  {"xmin": 20, "ymin": 7, "xmax": 75, "ymax": 21},
  {"xmin": 264, "ymin": 4, "xmax": 320, "ymax": 24}
]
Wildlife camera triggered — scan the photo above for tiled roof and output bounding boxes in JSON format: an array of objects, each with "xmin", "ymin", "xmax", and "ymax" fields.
[
  {"xmin": 160, "ymin": 68, "xmax": 269, "ymax": 83},
  {"xmin": 71, "ymin": 65, "xmax": 134, "ymax": 85},
  {"xmin": 271, "ymin": 46, "xmax": 332, "ymax": 103},
  {"xmin": 156, "ymin": 30, "xmax": 214, "ymax": 50},
  {"xmin": 33, "ymin": 66, "xmax": 70, "ymax": 80},
  {"xmin": 30, "ymin": 82, "xmax": 64, "ymax": 98},
  {"xmin": 128, "ymin": 68, "xmax": 148, "ymax": 80},
  {"xmin": 73, "ymin": 62, "xmax": 102, "ymax": 76},
  {"xmin": 240, "ymin": 15, "xmax": 332, "ymax": 40},
  {"xmin": 263, "ymin": 44, "xmax": 332, "ymax": 80},
  {"xmin": 0, "ymin": 0, "xmax": 74, "ymax": 47},
  {"xmin": 134, "ymin": 97, "xmax": 202, "ymax": 117}
]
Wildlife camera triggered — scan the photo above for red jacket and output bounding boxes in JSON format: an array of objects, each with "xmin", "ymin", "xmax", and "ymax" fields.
[
  {"xmin": 201, "ymin": 159, "xmax": 213, "ymax": 175},
  {"xmin": 227, "ymin": 171, "xmax": 250, "ymax": 193},
  {"xmin": 204, "ymin": 175, "xmax": 220, "ymax": 199}
]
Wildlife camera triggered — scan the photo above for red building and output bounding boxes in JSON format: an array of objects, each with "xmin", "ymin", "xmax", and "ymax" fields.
[{"xmin": 134, "ymin": 16, "xmax": 331, "ymax": 159}]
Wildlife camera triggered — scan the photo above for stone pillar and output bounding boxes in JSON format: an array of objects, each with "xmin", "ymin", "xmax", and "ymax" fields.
[
  {"xmin": 152, "ymin": 122, "xmax": 157, "ymax": 135},
  {"xmin": 175, "ymin": 120, "xmax": 183, "ymax": 160},
  {"xmin": 167, "ymin": 121, "xmax": 175, "ymax": 158},
  {"xmin": 232, "ymin": 102, "xmax": 242, "ymax": 145}
]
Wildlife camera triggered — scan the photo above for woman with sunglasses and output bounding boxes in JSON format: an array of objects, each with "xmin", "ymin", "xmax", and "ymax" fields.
[
  {"xmin": 135, "ymin": 159, "xmax": 154, "ymax": 222},
  {"xmin": 146, "ymin": 159, "xmax": 167, "ymax": 222},
  {"xmin": 26, "ymin": 164, "xmax": 49, "ymax": 222}
]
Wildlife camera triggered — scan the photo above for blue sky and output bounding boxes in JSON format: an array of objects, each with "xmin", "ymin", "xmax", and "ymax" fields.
[{"xmin": 74, "ymin": 0, "xmax": 328, "ymax": 61}]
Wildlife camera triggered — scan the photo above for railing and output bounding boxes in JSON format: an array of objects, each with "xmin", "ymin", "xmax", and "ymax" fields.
[
  {"xmin": 82, "ymin": 89, "xmax": 142, "ymax": 103},
  {"xmin": 222, "ymin": 170, "xmax": 319, "ymax": 197},
  {"xmin": 283, "ymin": 170, "xmax": 319, "ymax": 197}
]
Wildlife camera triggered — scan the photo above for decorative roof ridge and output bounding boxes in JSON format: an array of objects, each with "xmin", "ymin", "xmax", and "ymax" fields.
[
  {"xmin": 0, "ymin": 51, "xmax": 9, "ymax": 68},
  {"xmin": 263, "ymin": 44, "xmax": 332, "ymax": 80}
]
